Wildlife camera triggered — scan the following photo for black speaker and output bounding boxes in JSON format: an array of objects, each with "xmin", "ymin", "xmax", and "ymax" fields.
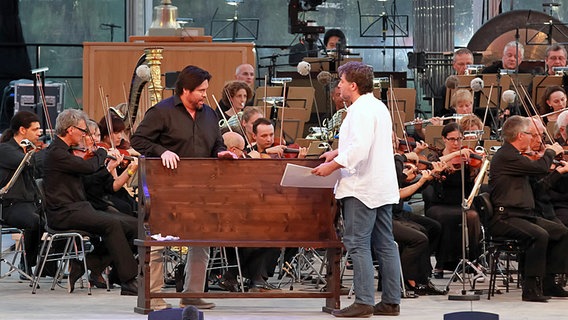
[
  {"xmin": 14, "ymin": 81, "xmax": 64, "ymax": 130},
  {"xmin": 165, "ymin": 72, "xmax": 180, "ymax": 90}
]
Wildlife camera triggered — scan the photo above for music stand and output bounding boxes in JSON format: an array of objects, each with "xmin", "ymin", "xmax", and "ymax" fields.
[
  {"xmin": 525, "ymin": 21, "xmax": 568, "ymax": 45},
  {"xmin": 210, "ymin": 4, "xmax": 259, "ymax": 42},
  {"xmin": 0, "ymin": 147, "xmax": 35, "ymax": 281}
]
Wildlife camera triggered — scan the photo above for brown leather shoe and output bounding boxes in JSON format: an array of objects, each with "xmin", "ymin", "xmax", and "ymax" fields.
[
  {"xmin": 332, "ymin": 303, "xmax": 373, "ymax": 318},
  {"xmin": 179, "ymin": 298, "xmax": 215, "ymax": 309},
  {"xmin": 373, "ymin": 301, "xmax": 400, "ymax": 316}
]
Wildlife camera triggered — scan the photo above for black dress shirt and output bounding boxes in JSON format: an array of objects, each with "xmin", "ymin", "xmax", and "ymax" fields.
[
  {"xmin": 43, "ymin": 136, "xmax": 107, "ymax": 210},
  {"xmin": 0, "ymin": 138, "xmax": 38, "ymax": 203},
  {"xmin": 130, "ymin": 95, "xmax": 226, "ymax": 158},
  {"xmin": 489, "ymin": 142, "xmax": 555, "ymax": 211}
]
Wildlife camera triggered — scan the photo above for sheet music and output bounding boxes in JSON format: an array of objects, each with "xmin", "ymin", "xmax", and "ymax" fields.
[{"xmin": 280, "ymin": 163, "xmax": 340, "ymax": 188}]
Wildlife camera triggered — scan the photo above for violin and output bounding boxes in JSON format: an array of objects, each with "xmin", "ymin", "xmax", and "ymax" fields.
[
  {"xmin": 447, "ymin": 146, "xmax": 484, "ymax": 170},
  {"xmin": 96, "ymin": 142, "xmax": 135, "ymax": 168},
  {"xmin": 72, "ymin": 146, "xmax": 95, "ymax": 160}
]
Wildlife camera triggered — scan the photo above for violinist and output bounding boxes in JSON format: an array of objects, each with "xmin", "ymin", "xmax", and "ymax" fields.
[
  {"xmin": 82, "ymin": 120, "xmax": 138, "ymax": 217},
  {"xmin": 489, "ymin": 115, "xmax": 568, "ymax": 301},
  {"xmin": 222, "ymin": 131, "xmax": 247, "ymax": 158},
  {"xmin": 43, "ymin": 109, "xmax": 138, "ymax": 295},
  {"xmin": 553, "ymin": 110, "xmax": 568, "ymax": 145},
  {"xmin": 391, "ymin": 133, "xmax": 447, "ymax": 295},
  {"xmin": 215, "ymin": 80, "xmax": 252, "ymax": 120},
  {"xmin": 251, "ymin": 117, "xmax": 307, "ymax": 158},
  {"xmin": 324, "ymin": 80, "xmax": 349, "ymax": 140},
  {"xmin": 0, "ymin": 111, "xmax": 42, "ymax": 277},
  {"xmin": 422, "ymin": 122, "xmax": 482, "ymax": 279}
]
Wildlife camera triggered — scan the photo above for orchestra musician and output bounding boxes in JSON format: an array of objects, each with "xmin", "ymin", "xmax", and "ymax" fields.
[
  {"xmin": 422, "ymin": 122, "xmax": 482, "ymax": 278},
  {"xmin": 42, "ymin": 109, "xmax": 138, "ymax": 295},
  {"xmin": 215, "ymin": 80, "xmax": 252, "ymax": 121},
  {"xmin": 234, "ymin": 63, "xmax": 255, "ymax": 105},
  {"xmin": 0, "ymin": 111, "xmax": 42, "ymax": 277},
  {"xmin": 131, "ymin": 65, "xmax": 236, "ymax": 310},
  {"xmin": 324, "ymin": 80, "xmax": 348, "ymax": 140},
  {"xmin": 391, "ymin": 134, "xmax": 446, "ymax": 296},
  {"xmin": 482, "ymin": 41, "xmax": 533, "ymax": 74},
  {"xmin": 434, "ymin": 48, "xmax": 474, "ymax": 117},
  {"xmin": 554, "ymin": 110, "xmax": 568, "ymax": 145},
  {"xmin": 251, "ymin": 117, "xmax": 307, "ymax": 158},
  {"xmin": 489, "ymin": 115, "xmax": 568, "ymax": 301},
  {"xmin": 544, "ymin": 44, "xmax": 567, "ymax": 76},
  {"xmin": 538, "ymin": 86, "xmax": 567, "ymax": 123}
]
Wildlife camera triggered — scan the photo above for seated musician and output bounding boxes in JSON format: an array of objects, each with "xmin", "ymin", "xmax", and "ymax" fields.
[
  {"xmin": 0, "ymin": 111, "xmax": 42, "ymax": 277},
  {"xmin": 215, "ymin": 81, "xmax": 252, "ymax": 121},
  {"xmin": 391, "ymin": 134, "xmax": 446, "ymax": 295},
  {"xmin": 489, "ymin": 115, "xmax": 568, "ymax": 301},
  {"xmin": 220, "ymin": 106, "xmax": 263, "ymax": 152},
  {"xmin": 96, "ymin": 117, "xmax": 137, "ymax": 216},
  {"xmin": 481, "ymin": 41, "xmax": 533, "ymax": 74},
  {"xmin": 554, "ymin": 110, "xmax": 568, "ymax": 145},
  {"xmin": 43, "ymin": 109, "xmax": 138, "ymax": 295},
  {"xmin": 324, "ymin": 80, "xmax": 349, "ymax": 140},
  {"xmin": 422, "ymin": 122, "xmax": 482, "ymax": 278},
  {"xmin": 544, "ymin": 44, "xmax": 567, "ymax": 76},
  {"xmin": 538, "ymin": 86, "xmax": 567, "ymax": 123},
  {"xmin": 251, "ymin": 117, "xmax": 307, "ymax": 158}
]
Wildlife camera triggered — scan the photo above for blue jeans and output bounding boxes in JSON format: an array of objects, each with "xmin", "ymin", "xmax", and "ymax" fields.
[{"xmin": 342, "ymin": 197, "xmax": 401, "ymax": 306}]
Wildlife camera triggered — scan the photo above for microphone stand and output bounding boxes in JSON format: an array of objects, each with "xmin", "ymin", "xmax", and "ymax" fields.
[
  {"xmin": 446, "ymin": 138, "xmax": 482, "ymax": 301},
  {"xmin": 0, "ymin": 147, "xmax": 36, "ymax": 281}
]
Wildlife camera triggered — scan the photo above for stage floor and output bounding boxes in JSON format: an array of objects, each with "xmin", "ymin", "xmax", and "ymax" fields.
[{"xmin": 1, "ymin": 264, "xmax": 567, "ymax": 320}]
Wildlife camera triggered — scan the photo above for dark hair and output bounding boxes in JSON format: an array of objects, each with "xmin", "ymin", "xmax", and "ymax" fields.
[
  {"xmin": 221, "ymin": 81, "xmax": 252, "ymax": 107},
  {"xmin": 252, "ymin": 117, "xmax": 272, "ymax": 134},
  {"xmin": 1, "ymin": 111, "xmax": 40, "ymax": 143},
  {"xmin": 337, "ymin": 61, "xmax": 374, "ymax": 95},
  {"xmin": 98, "ymin": 115, "xmax": 126, "ymax": 139},
  {"xmin": 441, "ymin": 122, "xmax": 462, "ymax": 138},
  {"xmin": 539, "ymin": 85, "xmax": 566, "ymax": 114},
  {"xmin": 324, "ymin": 29, "xmax": 345, "ymax": 47},
  {"xmin": 175, "ymin": 65, "xmax": 212, "ymax": 96}
]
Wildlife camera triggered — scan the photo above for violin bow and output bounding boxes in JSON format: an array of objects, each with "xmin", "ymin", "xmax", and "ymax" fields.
[
  {"xmin": 482, "ymin": 84, "xmax": 494, "ymax": 129},
  {"xmin": 280, "ymin": 81, "xmax": 287, "ymax": 145},
  {"xmin": 222, "ymin": 88, "xmax": 250, "ymax": 139},
  {"xmin": 510, "ymin": 78, "xmax": 553, "ymax": 143},
  {"xmin": 98, "ymin": 85, "xmax": 117, "ymax": 150},
  {"xmin": 121, "ymin": 82, "xmax": 134, "ymax": 136},
  {"xmin": 35, "ymin": 73, "xmax": 54, "ymax": 142},
  {"xmin": 263, "ymin": 74, "xmax": 268, "ymax": 118}
]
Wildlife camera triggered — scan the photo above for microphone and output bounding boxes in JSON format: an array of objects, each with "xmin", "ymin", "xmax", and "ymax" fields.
[
  {"xmin": 317, "ymin": 71, "xmax": 332, "ymax": 86},
  {"xmin": 445, "ymin": 75, "xmax": 459, "ymax": 89},
  {"xmin": 136, "ymin": 65, "xmax": 152, "ymax": 81},
  {"xmin": 502, "ymin": 89, "xmax": 516, "ymax": 104},
  {"xmin": 470, "ymin": 77, "xmax": 484, "ymax": 92},
  {"xmin": 101, "ymin": 23, "xmax": 121, "ymax": 28},
  {"xmin": 181, "ymin": 305, "xmax": 200, "ymax": 320},
  {"xmin": 297, "ymin": 61, "xmax": 311, "ymax": 76}
]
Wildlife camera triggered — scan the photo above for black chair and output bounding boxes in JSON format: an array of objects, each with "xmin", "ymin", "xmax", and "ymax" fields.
[
  {"xmin": 31, "ymin": 179, "xmax": 92, "ymax": 294},
  {"xmin": 473, "ymin": 192, "xmax": 524, "ymax": 300}
]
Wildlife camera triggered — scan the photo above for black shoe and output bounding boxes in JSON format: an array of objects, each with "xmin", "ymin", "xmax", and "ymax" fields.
[
  {"xmin": 249, "ymin": 279, "xmax": 282, "ymax": 292},
  {"xmin": 543, "ymin": 284, "xmax": 568, "ymax": 297},
  {"xmin": 414, "ymin": 281, "xmax": 447, "ymax": 296},
  {"xmin": 218, "ymin": 274, "xmax": 239, "ymax": 292},
  {"xmin": 522, "ymin": 288, "xmax": 550, "ymax": 302},
  {"xmin": 89, "ymin": 274, "xmax": 113, "ymax": 289},
  {"xmin": 120, "ymin": 278, "xmax": 138, "ymax": 295},
  {"xmin": 373, "ymin": 301, "xmax": 400, "ymax": 316},
  {"xmin": 68, "ymin": 259, "xmax": 85, "ymax": 293},
  {"xmin": 332, "ymin": 302, "xmax": 373, "ymax": 318}
]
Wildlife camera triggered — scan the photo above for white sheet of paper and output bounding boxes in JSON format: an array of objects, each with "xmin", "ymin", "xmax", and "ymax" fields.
[{"xmin": 280, "ymin": 163, "xmax": 340, "ymax": 188}]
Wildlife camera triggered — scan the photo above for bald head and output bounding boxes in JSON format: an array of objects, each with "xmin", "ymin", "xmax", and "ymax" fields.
[
  {"xmin": 223, "ymin": 131, "xmax": 246, "ymax": 158},
  {"xmin": 235, "ymin": 64, "xmax": 255, "ymax": 88}
]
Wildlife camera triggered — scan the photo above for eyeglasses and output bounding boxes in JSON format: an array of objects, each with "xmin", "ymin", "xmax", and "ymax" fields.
[
  {"xmin": 444, "ymin": 137, "xmax": 463, "ymax": 142},
  {"xmin": 522, "ymin": 131, "xmax": 539, "ymax": 138},
  {"xmin": 73, "ymin": 126, "xmax": 88, "ymax": 135}
]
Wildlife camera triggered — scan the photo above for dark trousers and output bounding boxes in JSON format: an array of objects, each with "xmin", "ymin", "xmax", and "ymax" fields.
[
  {"xmin": 3, "ymin": 202, "xmax": 41, "ymax": 267},
  {"xmin": 490, "ymin": 215, "xmax": 568, "ymax": 277},
  {"xmin": 47, "ymin": 201, "xmax": 138, "ymax": 283},
  {"xmin": 393, "ymin": 220, "xmax": 430, "ymax": 284}
]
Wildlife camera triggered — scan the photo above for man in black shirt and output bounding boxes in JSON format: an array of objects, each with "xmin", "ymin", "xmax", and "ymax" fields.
[
  {"xmin": 131, "ymin": 65, "xmax": 235, "ymax": 309},
  {"xmin": 489, "ymin": 115, "xmax": 568, "ymax": 302},
  {"xmin": 43, "ymin": 109, "xmax": 138, "ymax": 295},
  {"xmin": 0, "ymin": 111, "xmax": 42, "ymax": 275}
]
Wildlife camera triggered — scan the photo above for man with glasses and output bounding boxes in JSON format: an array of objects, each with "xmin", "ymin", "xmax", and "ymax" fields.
[
  {"xmin": 43, "ymin": 109, "xmax": 139, "ymax": 295},
  {"xmin": 489, "ymin": 115, "xmax": 568, "ymax": 302}
]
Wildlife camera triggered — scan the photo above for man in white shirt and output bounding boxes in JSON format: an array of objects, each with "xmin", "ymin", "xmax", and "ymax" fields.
[{"xmin": 312, "ymin": 61, "xmax": 401, "ymax": 317}]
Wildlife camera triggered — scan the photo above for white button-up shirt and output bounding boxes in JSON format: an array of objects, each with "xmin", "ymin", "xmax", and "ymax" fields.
[{"xmin": 334, "ymin": 93, "xmax": 399, "ymax": 209}]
